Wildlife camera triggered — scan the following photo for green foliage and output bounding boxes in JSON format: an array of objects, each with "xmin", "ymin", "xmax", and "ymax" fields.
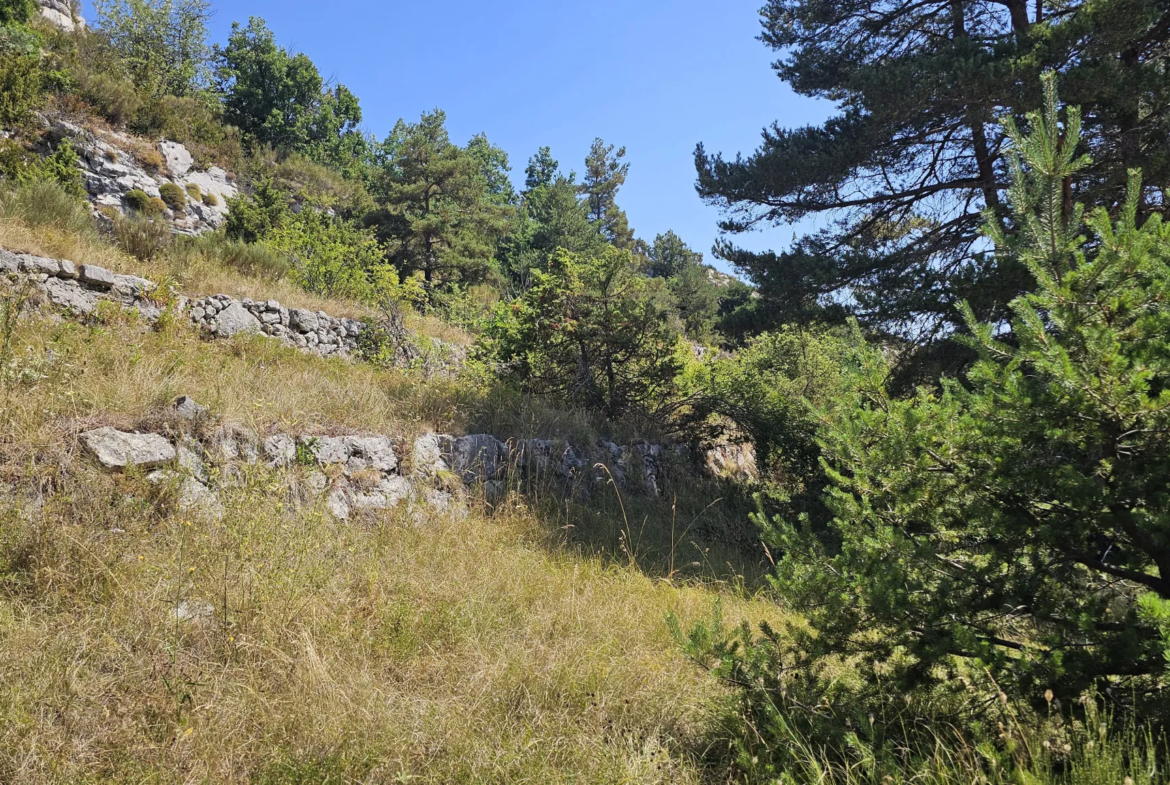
[
  {"xmin": 696, "ymin": 0, "xmax": 1170, "ymax": 368},
  {"xmin": 671, "ymin": 603, "xmax": 1168, "ymax": 784},
  {"xmin": 764, "ymin": 78, "xmax": 1170, "ymax": 702},
  {"xmin": 0, "ymin": 48, "xmax": 43, "ymax": 126},
  {"xmin": 681, "ymin": 326, "xmax": 857, "ymax": 502},
  {"xmin": 214, "ymin": 17, "xmax": 365, "ymax": 170},
  {"xmin": 114, "ymin": 214, "xmax": 171, "ymax": 261},
  {"xmin": 201, "ymin": 191, "xmax": 217, "ymax": 207},
  {"xmin": 483, "ymin": 246, "xmax": 681, "ymax": 420},
  {"xmin": 579, "ymin": 138, "xmax": 633, "ymax": 247},
  {"xmin": 224, "ymin": 178, "xmax": 291, "ymax": 244},
  {"xmin": 265, "ymin": 207, "xmax": 401, "ymax": 305},
  {"xmin": 123, "ymin": 189, "xmax": 157, "ymax": 213},
  {"xmin": 184, "ymin": 183, "xmax": 200, "ymax": 201},
  {"xmin": 0, "ymin": 139, "xmax": 84, "ymax": 199},
  {"xmin": 157, "ymin": 181, "xmax": 186, "ymax": 211},
  {"xmin": 372, "ymin": 109, "xmax": 511, "ymax": 288},
  {"xmin": 646, "ymin": 230, "xmax": 701, "ymax": 279},
  {"xmin": 0, "ymin": 0, "xmax": 35, "ymax": 26},
  {"xmin": 93, "ymin": 0, "xmax": 212, "ymax": 98}
]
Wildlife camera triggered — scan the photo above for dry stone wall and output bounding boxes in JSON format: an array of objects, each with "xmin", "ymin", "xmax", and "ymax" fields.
[{"xmin": 78, "ymin": 395, "xmax": 672, "ymax": 523}]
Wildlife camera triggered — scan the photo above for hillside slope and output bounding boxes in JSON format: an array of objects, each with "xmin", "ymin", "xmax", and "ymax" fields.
[{"xmin": 0, "ymin": 209, "xmax": 775, "ymax": 783}]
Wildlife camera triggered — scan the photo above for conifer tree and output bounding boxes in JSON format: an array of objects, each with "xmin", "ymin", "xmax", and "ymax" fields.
[
  {"xmin": 696, "ymin": 0, "xmax": 1170, "ymax": 367},
  {"xmin": 580, "ymin": 138, "xmax": 634, "ymax": 248}
]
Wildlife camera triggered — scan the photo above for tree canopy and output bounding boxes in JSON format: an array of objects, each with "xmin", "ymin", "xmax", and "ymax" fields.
[{"xmin": 696, "ymin": 0, "xmax": 1170, "ymax": 367}]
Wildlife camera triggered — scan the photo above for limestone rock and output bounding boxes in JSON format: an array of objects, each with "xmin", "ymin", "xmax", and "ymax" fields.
[
  {"xmin": 262, "ymin": 434, "xmax": 297, "ymax": 467},
  {"xmin": 451, "ymin": 434, "xmax": 509, "ymax": 484},
  {"xmin": 412, "ymin": 433, "xmax": 453, "ymax": 477},
  {"xmin": 41, "ymin": 278, "xmax": 99, "ymax": 314},
  {"xmin": 78, "ymin": 264, "xmax": 115, "ymax": 289},
  {"xmin": 159, "ymin": 141, "xmax": 193, "ymax": 177},
  {"xmin": 82, "ymin": 427, "xmax": 175, "ymax": 470},
  {"xmin": 211, "ymin": 302, "xmax": 261, "ymax": 337},
  {"xmin": 344, "ymin": 436, "xmax": 398, "ymax": 473},
  {"xmin": 173, "ymin": 395, "xmax": 208, "ymax": 423}
]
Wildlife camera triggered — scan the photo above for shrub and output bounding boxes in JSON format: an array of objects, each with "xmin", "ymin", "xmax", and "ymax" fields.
[
  {"xmin": 73, "ymin": 70, "xmax": 141, "ymax": 127},
  {"xmin": 201, "ymin": 191, "xmax": 217, "ymax": 207},
  {"xmin": 137, "ymin": 147, "xmax": 164, "ymax": 172},
  {"xmin": 184, "ymin": 183, "xmax": 201, "ymax": 201},
  {"xmin": 0, "ymin": 180, "xmax": 94, "ymax": 235},
  {"xmin": 0, "ymin": 50, "xmax": 44, "ymax": 126},
  {"xmin": 113, "ymin": 215, "xmax": 170, "ymax": 261},
  {"xmin": 224, "ymin": 178, "xmax": 290, "ymax": 243},
  {"xmin": 265, "ymin": 207, "xmax": 399, "ymax": 304},
  {"xmin": 122, "ymin": 189, "xmax": 167, "ymax": 215},
  {"xmin": 157, "ymin": 182, "xmax": 186, "ymax": 211},
  {"xmin": 0, "ymin": 0, "xmax": 36, "ymax": 26},
  {"xmin": 0, "ymin": 138, "xmax": 84, "ymax": 199},
  {"xmin": 482, "ymin": 246, "xmax": 682, "ymax": 420}
]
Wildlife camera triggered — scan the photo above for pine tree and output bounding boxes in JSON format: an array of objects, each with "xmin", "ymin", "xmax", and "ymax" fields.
[
  {"xmin": 696, "ymin": 0, "xmax": 1170, "ymax": 371},
  {"xmin": 373, "ymin": 110, "xmax": 510, "ymax": 287},
  {"xmin": 766, "ymin": 76, "xmax": 1170, "ymax": 697},
  {"xmin": 580, "ymin": 138, "xmax": 634, "ymax": 248}
]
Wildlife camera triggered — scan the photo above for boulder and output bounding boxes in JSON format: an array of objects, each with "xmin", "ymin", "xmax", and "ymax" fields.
[
  {"xmin": 344, "ymin": 436, "xmax": 398, "ymax": 473},
  {"xmin": 159, "ymin": 141, "xmax": 193, "ymax": 177},
  {"xmin": 82, "ymin": 427, "xmax": 175, "ymax": 470},
  {"xmin": 288, "ymin": 308, "xmax": 319, "ymax": 332},
  {"xmin": 262, "ymin": 434, "xmax": 297, "ymax": 467},
  {"xmin": 451, "ymin": 434, "xmax": 509, "ymax": 484},
  {"xmin": 412, "ymin": 433, "xmax": 452, "ymax": 477},
  {"xmin": 211, "ymin": 302, "xmax": 261, "ymax": 337},
  {"xmin": 78, "ymin": 264, "xmax": 115, "ymax": 289}
]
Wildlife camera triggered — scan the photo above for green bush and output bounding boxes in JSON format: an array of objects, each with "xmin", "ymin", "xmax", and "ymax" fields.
[
  {"xmin": 482, "ymin": 246, "xmax": 682, "ymax": 420},
  {"xmin": 265, "ymin": 206, "xmax": 399, "ymax": 304},
  {"xmin": 0, "ymin": 139, "xmax": 84, "ymax": 199},
  {"xmin": 113, "ymin": 215, "xmax": 170, "ymax": 261},
  {"xmin": 214, "ymin": 238, "xmax": 288, "ymax": 280},
  {"xmin": 123, "ymin": 189, "xmax": 166, "ymax": 215},
  {"xmin": 201, "ymin": 191, "xmax": 217, "ymax": 207},
  {"xmin": 157, "ymin": 182, "xmax": 186, "ymax": 211},
  {"xmin": 224, "ymin": 178, "xmax": 290, "ymax": 243},
  {"xmin": 0, "ymin": 0, "xmax": 36, "ymax": 26},
  {"xmin": 74, "ymin": 70, "xmax": 142, "ymax": 127},
  {"xmin": 184, "ymin": 183, "xmax": 201, "ymax": 201},
  {"xmin": 0, "ymin": 50, "xmax": 44, "ymax": 126}
]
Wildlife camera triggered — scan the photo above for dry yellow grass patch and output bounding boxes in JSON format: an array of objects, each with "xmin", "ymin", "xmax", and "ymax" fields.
[{"xmin": 0, "ymin": 306, "xmax": 783, "ymax": 784}]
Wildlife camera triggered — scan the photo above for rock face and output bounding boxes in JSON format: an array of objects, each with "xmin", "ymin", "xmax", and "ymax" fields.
[
  {"xmin": 38, "ymin": 0, "xmax": 83, "ymax": 31},
  {"xmin": 704, "ymin": 442, "xmax": 758, "ymax": 483},
  {"xmin": 46, "ymin": 120, "xmax": 237, "ymax": 236},
  {"xmin": 82, "ymin": 427, "xmax": 176, "ymax": 470}
]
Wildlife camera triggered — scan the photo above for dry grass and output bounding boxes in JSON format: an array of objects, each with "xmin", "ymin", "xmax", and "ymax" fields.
[
  {"xmin": 0, "ymin": 217, "xmax": 474, "ymax": 346},
  {"xmin": 0, "ymin": 307, "xmax": 782, "ymax": 783}
]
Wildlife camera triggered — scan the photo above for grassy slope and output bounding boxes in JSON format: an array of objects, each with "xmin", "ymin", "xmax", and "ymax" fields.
[{"xmin": 0, "ymin": 214, "xmax": 779, "ymax": 782}]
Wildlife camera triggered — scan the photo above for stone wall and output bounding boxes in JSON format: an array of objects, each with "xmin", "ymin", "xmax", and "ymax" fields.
[{"xmin": 79, "ymin": 396, "xmax": 672, "ymax": 523}]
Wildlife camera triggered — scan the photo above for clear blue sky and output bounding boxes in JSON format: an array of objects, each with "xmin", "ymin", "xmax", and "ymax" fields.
[{"xmin": 83, "ymin": 0, "xmax": 830, "ymax": 274}]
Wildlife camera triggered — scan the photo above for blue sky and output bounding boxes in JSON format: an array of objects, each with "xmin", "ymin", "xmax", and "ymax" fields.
[{"xmin": 82, "ymin": 0, "xmax": 831, "ymax": 274}]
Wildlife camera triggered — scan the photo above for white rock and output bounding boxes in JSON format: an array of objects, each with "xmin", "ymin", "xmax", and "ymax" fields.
[
  {"xmin": 81, "ymin": 427, "xmax": 175, "ymax": 470},
  {"xmin": 212, "ymin": 302, "xmax": 261, "ymax": 337},
  {"xmin": 412, "ymin": 433, "xmax": 452, "ymax": 477},
  {"xmin": 159, "ymin": 141, "xmax": 193, "ymax": 177}
]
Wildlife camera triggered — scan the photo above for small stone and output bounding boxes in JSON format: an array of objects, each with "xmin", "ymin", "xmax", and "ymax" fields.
[
  {"xmin": 173, "ymin": 600, "xmax": 214, "ymax": 622},
  {"xmin": 304, "ymin": 435, "xmax": 350, "ymax": 465},
  {"xmin": 176, "ymin": 439, "xmax": 208, "ymax": 482},
  {"xmin": 326, "ymin": 488, "xmax": 350, "ymax": 520},
  {"xmin": 57, "ymin": 260, "xmax": 77, "ymax": 279},
  {"xmin": 173, "ymin": 395, "xmax": 208, "ymax": 422},
  {"xmin": 304, "ymin": 470, "xmax": 328, "ymax": 495},
  {"xmin": 78, "ymin": 264, "xmax": 115, "ymax": 289},
  {"xmin": 266, "ymin": 299, "xmax": 280, "ymax": 311},
  {"xmin": 190, "ymin": 306, "xmax": 206, "ymax": 321},
  {"xmin": 289, "ymin": 308, "xmax": 319, "ymax": 332},
  {"xmin": 263, "ymin": 434, "xmax": 297, "ymax": 467},
  {"xmin": 81, "ymin": 427, "xmax": 175, "ymax": 470},
  {"xmin": 260, "ymin": 311, "xmax": 281, "ymax": 325}
]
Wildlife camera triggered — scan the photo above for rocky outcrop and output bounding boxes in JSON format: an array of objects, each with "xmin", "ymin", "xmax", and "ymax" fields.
[
  {"xmin": 703, "ymin": 441, "xmax": 758, "ymax": 483},
  {"xmin": 38, "ymin": 0, "xmax": 83, "ymax": 31},
  {"xmin": 46, "ymin": 120, "xmax": 237, "ymax": 235}
]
